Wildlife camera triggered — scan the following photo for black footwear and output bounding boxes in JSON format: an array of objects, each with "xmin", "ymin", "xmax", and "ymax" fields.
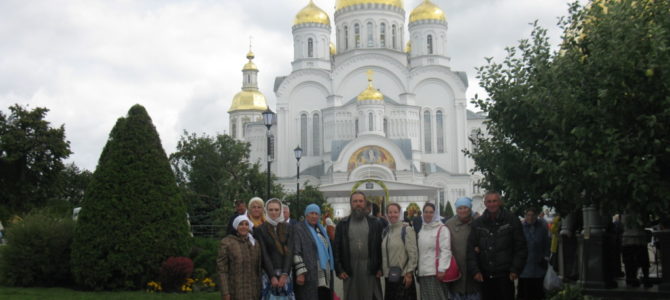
[{"xmin": 627, "ymin": 279, "xmax": 641, "ymax": 287}]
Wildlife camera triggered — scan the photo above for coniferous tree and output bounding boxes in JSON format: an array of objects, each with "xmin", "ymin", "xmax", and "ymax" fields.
[{"xmin": 71, "ymin": 104, "xmax": 191, "ymax": 290}]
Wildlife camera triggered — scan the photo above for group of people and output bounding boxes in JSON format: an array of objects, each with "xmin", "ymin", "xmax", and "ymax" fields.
[{"xmin": 217, "ymin": 191, "xmax": 549, "ymax": 300}]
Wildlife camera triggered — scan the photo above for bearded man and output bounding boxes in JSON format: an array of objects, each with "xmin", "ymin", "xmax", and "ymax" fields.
[{"xmin": 334, "ymin": 191, "xmax": 384, "ymax": 300}]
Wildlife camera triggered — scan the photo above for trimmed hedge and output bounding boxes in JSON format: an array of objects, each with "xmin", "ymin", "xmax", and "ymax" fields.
[{"xmin": 0, "ymin": 213, "xmax": 74, "ymax": 287}]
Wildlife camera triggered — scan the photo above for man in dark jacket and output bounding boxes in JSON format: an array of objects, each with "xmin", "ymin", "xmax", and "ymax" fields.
[
  {"xmin": 468, "ymin": 191, "xmax": 528, "ymax": 300},
  {"xmin": 334, "ymin": 191, "xmax": 383, "ymax": 300},
  {"xmin": 226, "ymin": 200, "xmax": 247, "ymax": 236}
]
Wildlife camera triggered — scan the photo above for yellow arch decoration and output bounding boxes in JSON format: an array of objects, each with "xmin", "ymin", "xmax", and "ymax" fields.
[{"xmin": 351, "ymin": 179, "xmax": 390, "ymax": 203}]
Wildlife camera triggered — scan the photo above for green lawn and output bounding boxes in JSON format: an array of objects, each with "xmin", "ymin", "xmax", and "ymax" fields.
[{"xmin": 0, "ymin": 287, "xmax": 219, "ymax": 300}]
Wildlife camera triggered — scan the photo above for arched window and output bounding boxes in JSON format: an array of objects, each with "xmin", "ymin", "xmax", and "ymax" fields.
[
  {"xmin": 368, "ymin": 112, "xmax": 374, "ymax": 131},
  {"xmin": 354, "ymin": 24, "xmax": 360, "ymax": 48},
  {"xmin": 308, "ymin": 38, "xmax": 314, "ymax": 58},
  {"xmin": 301, "ymin": 114, "xmax": 308, "ymax": 155},
  {"xmin": 380, "ymin": 23, "xmax": 386, "ymax": 47},
  {"xmin": 436, "ymin": 110, "xmax": 444, "ymax": 153},
  {"xmin": 427, "ymin": 35, "xmax": 433, "ymax": 54},
  {"xmin": 392, "ymin": 25, "xmax": 397, "ymax": 49},
  {"xmin": 424, "ymin": 111, "xmax": 432, "ymax": 153},
  {"xmin": 247, "ymin": 74, "xmax": 250, "ymax": 84},
  {"xmin": 231, "ymin": 122, "xmax": 237, "ymax": 138},
  {"xmin": 367, "ymin": 22, "xmax": 374, "ymax": 47},
  {"xmin": 383, "ymin": 118, "xmax": 388, "ymax": 136},
  {"xmin": 313, "ymin": 113, "xmax": 320, "ymax": 155},
  {"xmin": 344, "ymin": 26, "xmax": 349, "ymax": 49},
  {"xmin": 355, "ymin": 119, "xmax": 359, "ymax": 137}
]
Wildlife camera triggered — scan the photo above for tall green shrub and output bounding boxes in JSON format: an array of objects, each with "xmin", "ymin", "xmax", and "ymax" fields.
[
  {"xmin": 71, "ymin": 104, "xmax": 191, "ymax": 290},
  {"xmin": 0, "ymin": 212, "xmax": 74, "ymax": 287}
]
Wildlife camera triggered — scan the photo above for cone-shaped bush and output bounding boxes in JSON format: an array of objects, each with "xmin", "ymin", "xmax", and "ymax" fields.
[{"xmin": 71, "ymin": 104, "xmax": 191, "ymax": 290}]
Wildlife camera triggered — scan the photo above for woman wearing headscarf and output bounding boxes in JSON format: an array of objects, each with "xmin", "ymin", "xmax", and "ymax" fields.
[
  {"xmin": 416, "ymin": 202, "xmax": 451, "ymax": 300},
  {"xmin": 382, "ymin": 203, "xmax": 418, "ymax": 300},
  {"xmin": 217, "ymin": 215, "xmax": 261, "ymax": 300},
  {"xmin": 446, "ymin": 197, "xmax": 481, "ymax": 300},
  {"xmin": 256, "ymin": 198, "xmax": 295, "ymax": 300},
  {"xmin": 292, "ymin": 204, "xmax": 335, "ymax": 300},
  {"xmin": 247, "ymin": 197, "xmax": 265, "ymax": 227}
]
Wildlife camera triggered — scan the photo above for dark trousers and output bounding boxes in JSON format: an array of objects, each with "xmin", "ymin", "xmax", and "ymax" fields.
[
  {"xmin": 318, "ymin": 287, "xmax": 332, "ymax": 300},
  {"xmin": 481, "ymin": 276, "xmax": 515, "ymax": 300},
  {"xmin": 622, "ymin": 244, "xmax": 650, "ymax": 283},
  {"xmin": 518, "ymin": 278, "xmax": 544, "ymax": 300}
]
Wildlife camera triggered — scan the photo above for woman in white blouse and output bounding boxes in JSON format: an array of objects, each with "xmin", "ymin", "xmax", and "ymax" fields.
[{"xmin": 416, "ymin": 202, "xmax": 452, "ymax": 300}]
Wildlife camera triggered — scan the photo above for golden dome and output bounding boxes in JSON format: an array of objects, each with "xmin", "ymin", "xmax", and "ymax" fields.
[
  {"xmin": 294, "ymin": 0, "xmax": 330, "ymax": 25},
  {"xmin": 243, "ymin": 50, "xmax": 258, "ymax": 71},
  {"xmin": 409, "ymin": 0, "xmax": 446, "ymax": 23},
  {"xmin": 330, "ymin": 42, "xmax": 336, "ymax": 55},
  {"xmin": 335, "ymin": 0, "xmax": 404, "ymax": 10},
  {"xmin": 357, "ymin": 70, "xmax": 384, "ymax": 101},
  {"xmin": 228, "ymin": 90, "xmax": 268, "ymax": 112}
]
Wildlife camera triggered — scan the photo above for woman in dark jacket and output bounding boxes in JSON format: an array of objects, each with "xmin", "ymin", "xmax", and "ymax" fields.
[
  {"xmin": 217, "ymin": 215, "xmax": 261, "ymax": 300},
  {"xmin": 293, "ymin": 204, "xmax": 335, "ymax": 300},
  {"xmin": 256, "ymin": 198, "xmax": 295, "ymax": 300}
]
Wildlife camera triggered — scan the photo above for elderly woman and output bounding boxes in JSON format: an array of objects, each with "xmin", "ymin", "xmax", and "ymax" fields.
[
  {"xmin": 382, "ymin": 203, "xmax": 418, "ymax": 300},
  {"xmin": 417, "ymin": 202, "xmax": 451, "ymax": 300},
  {"xmin": 256, "ymin": 198, "xmax": 295, "ymax": 300},
  {"xmin": 247, "ymin": 197, "xmax": 265, "ymax": 227},
  {"xmin": 217, "ymin": 215, "xmax": 261, "ymax": 300},
  {"xmin": 446, "ymin": 197, "xmax": 481, "ymax": 300},
  {"xmin": 293, "ymin": 204, "xmax": 335, "ymax": 300}
]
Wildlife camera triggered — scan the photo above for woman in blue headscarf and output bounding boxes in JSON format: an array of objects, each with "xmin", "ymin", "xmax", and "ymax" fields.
[{"xmin": 292, "ymin": 204, "xmax": 335, "ymax": 300}]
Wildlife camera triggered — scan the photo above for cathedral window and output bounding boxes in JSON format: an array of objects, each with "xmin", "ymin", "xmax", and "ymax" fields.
[
  {"xmin": 368, "ymin": 112, "xmax": 374, "ymax": 131},
  {"xmin": 383, "ymin": 118, "xmax": 388, "ymax": 136},
  {"xmin": 427, "ymin": 35, "xmax": 434, "ymax": 54},
  {"xmin": 344, "ymin": 26, "xmax": 349, "ymax": 49},
  {"xmin": 424, "ymin": 111, "xmax": 432, "ymax": 153},
  {"xmin": 354, "ymin": 24, "xmax": 360, "ymax": 48},
  {"xmin": 308, "ymin": 38, "xmax": 314, "ymax": 58},
  {"xmin": 355, "ymin": 119, "xmax": 359, "ymax": 137},
  {"xmin": 231, "ymin": 122, "xmax": 237, "ymax": 138},
  {"xmin": 436, "ymin": 110, "xmax": 444, "ymax": 153},
  {"xmin": 392, "ymin": 25, "xmax": 397, "ymax": 49},
  {"xmin": 367, "ymin": 22, "xmax": 373, "ymax": 47},
  {"xmin": 301, "ymin": 113, "xmax": 308, "ymax": 155},
  {"xmin": 380, "ymin": 23, "xmax": 386, "ymax": 47},
  {"xmin": 313, "ymin": 113, "xmax": 320, "ymax": 155}
]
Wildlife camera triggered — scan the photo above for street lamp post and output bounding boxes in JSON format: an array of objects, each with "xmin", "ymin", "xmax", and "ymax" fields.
[
  {"xmin": 294, "ymin": 146, "xmax": 303, "ymax": 210},
  {"xmin": 262, "ymin": 107, "xmax": 275, "ymax": 200}
]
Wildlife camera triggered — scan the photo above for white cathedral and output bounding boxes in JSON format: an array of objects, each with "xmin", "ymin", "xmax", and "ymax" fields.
[{"xmin": 227, "ymin": 0, "xmax": 487, "ymax": 217}]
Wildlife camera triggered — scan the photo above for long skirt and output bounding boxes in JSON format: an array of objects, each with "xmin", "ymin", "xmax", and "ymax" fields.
[
  {"xmin": 261, "ymin": 272, "xmax": 296, "ymax": 300},
  {"xmin": 418, "ymin": 276, "xmax": 449, "ymax": 300},
  {"xmin": 384, "ymin": 277, "xmax": 417, "ymax": 300}
]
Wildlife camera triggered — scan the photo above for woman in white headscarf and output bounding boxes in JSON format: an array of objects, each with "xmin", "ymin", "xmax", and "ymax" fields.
[
  {"xmin": 217, "ymin": 215, "xmax": 261, "ymax": 300},
  {"xmin": 256, "ymin": 198, "xmax": 295, "ymax": 300},
  {"xmin": 416, "ymin": 202, "xmax": 452, "ymax": 300}
]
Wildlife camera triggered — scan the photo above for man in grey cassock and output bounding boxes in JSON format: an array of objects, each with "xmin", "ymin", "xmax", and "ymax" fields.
[{"xmin": 334, "ymin": 191, "xmax": 384, "ymax": 300}]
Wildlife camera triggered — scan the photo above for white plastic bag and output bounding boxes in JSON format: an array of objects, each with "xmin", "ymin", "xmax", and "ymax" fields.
[{"xmin": 543, "ymin": 265, "xmax": 562, "ymax": 291}]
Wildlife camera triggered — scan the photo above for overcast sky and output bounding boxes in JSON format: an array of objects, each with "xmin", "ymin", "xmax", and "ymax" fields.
[{"xmin": 0, "ymin": 0, "xmax": 579, "ymax": 171}]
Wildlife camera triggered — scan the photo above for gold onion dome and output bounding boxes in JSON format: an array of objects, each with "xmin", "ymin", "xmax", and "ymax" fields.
[
  {"xmin": 228, "ymin": 90, "xmax": 268, "ymax": 112},
  {"xmin": 335, "ymin": 0, "xmax": 404, "ymax": 10},
  {"xmin": 294, "ymin": 0, "xmax": 330, "ymax": 25},
  {"xmin": 357, "ymin": 70, "xmax": 384, "ymax": 101},
  {"xmin": 409, "ymin": 0, "xmax": 446, "ymax": 23},
  {"xmin": 243, "ymin": 50, "xmax": 257, "ymax": 71}
]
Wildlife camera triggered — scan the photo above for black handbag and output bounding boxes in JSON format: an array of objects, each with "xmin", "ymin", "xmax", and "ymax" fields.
[{"xmin": 387, "ymin": 266, "xmax": 403, "ymax": 283}]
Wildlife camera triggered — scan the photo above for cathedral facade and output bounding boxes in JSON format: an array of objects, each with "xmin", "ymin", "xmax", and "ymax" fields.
[{"xmin": 228, "ymin": 0, "xmax": 487, "ymax": 217}]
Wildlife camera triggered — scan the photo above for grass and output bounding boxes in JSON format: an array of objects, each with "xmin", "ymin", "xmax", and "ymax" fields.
[{"xmin": 0, "ymin": 287, "xmax": 219, "ymax": 300}]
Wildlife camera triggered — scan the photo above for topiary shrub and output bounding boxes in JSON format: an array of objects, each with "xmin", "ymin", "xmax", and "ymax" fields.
[
  {"xmin": 159, "ymin": 257, "xmax": 193, "ymax": 293},
  {"xmin": 70, "ymin": 104, "xmax": 192, "ymax": 290},
  {"xmin": 0, "ymin": 212, "xmax": 74, "ymax": 287}
]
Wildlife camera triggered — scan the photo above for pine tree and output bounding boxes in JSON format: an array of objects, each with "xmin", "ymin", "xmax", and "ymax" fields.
[{"xmin": 71, "ymin": 104, "xmax": 191, "ymax": 290}]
